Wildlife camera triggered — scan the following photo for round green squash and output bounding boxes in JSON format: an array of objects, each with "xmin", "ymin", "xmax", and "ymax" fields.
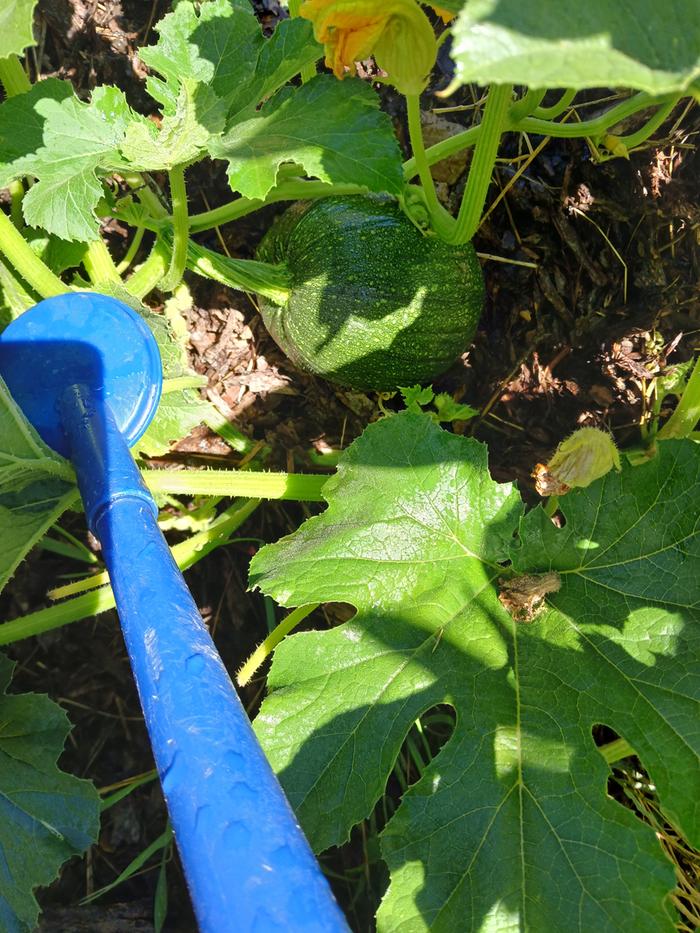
[{"xmin": 255, "ymin": 195, "xmax": 484, "ymax": 391}]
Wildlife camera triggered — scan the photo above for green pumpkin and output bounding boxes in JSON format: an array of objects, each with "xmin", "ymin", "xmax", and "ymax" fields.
[{"xmin": 255, "ymin": 196, "xmax": 484, "ymax": 391}]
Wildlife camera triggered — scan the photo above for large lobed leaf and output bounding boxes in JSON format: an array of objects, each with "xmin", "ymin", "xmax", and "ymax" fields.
[
  {"xmin": 250, "ymin": 412, "xmax": 699, "ymax": 931},
  {"xmin": 451, "ymin": 0, "xmax": 700, "ymax": 95},
  {"xmin": 0, "ymin": 652, "xmax": 100, "ymax": 930}
]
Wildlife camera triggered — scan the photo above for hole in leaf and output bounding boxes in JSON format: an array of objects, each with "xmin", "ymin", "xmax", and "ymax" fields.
[
  {"xmin": 593, "ymin": 725, "xmax": 700, "ymax": 929},
  {"xmin": 320, "ymin": 704, "xmax": 456, "ymax": 929}
]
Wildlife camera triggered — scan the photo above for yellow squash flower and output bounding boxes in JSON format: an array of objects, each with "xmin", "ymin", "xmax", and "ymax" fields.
[{"xmin": 300, "ymin": 0, "xmax": 438, "ymax": 95}]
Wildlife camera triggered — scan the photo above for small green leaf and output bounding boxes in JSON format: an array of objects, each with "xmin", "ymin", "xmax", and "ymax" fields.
[
  {"xmin": 251, "ymin": 412, "xmax": 697, "ymax": 931},
  {"xmin": 0, "ymin": 653, "xmax": 100, "ymax": 931},
  {"xmin": 0, "ymin": 0, "xmax": 37, "ymax": 58},
  {"xmin": 0, "ymin": 82, "xmax": 136, "ymax": 240},
  {"xmin": 432, "ymin": 392, "xmax": 478, "ymax": 422},
  {"xmin": 399, "ymin": 384, "xmax": 435, "ymax": 411},
  {"xmin": 210, "ymin": 76, "xmax": 404, "ymax": 200},
  {"xmin": 451, "ymin": 0, "xmax": 700, "ymax": 94}
]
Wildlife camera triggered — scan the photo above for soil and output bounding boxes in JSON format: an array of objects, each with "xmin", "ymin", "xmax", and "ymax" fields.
[{"xmin": 1, "ymin": 2, "xmax": 698, "ymax": 931}]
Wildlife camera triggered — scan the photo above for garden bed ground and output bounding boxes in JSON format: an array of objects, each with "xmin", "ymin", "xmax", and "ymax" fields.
[{"xmin": 1, "ymin": 1, "xmax": 698, "ymax": 930}]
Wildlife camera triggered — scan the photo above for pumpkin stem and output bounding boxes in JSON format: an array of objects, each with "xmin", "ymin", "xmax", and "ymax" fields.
[{"xmin": 185, "ymin": 237, "xmax": 291, "ymax": 304}]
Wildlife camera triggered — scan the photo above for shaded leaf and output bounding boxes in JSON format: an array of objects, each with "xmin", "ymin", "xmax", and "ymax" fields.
[
  {"xmin": 251, "ymin": 412, "xmax": 697, "ymax": 931},
  {"xmin": 210, "ymin": 76, "xmax": 403, "ymax": 200},
  {"xmin": 0, "ymin": 653, "xmax": 100, "ymax": 931},
  {"xmin": 226, "ymin": 16, "xmax": 321, "ymax": 122},
  {"xmin": 0, "ymin": 375, "xmax": 76, "ymax": 592},
  {"xmin": 451, "ymin": 0, "xmax": 700, "ymax": 94},
  {"xmin": 138, "ymin": 0, "xmax": 262, "ymax": 115},
  {"xmin": 0, "ymin": 479, "xmax": 77, "ymax": 594}
]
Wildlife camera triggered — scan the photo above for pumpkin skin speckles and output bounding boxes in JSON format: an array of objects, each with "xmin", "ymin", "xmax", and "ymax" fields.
[{"xmin": 255, "ymin": 195, "xmax": 485, "ymax": 391}]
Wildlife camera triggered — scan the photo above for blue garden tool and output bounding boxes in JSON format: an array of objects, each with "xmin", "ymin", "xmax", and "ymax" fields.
[{"xmin": 0, "ymin": 292, "xmax": 348, "ymax": 933}]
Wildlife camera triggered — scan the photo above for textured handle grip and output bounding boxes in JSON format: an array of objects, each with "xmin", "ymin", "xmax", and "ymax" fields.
[{"xmin": 60, "ymin": 384, "xmax": 348, "ymax": 933}]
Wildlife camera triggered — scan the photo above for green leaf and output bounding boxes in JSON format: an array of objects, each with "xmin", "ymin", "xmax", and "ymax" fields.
[
  {"xmin": 0, "ymin": 375, "xmax": 74, "ymax": 495},
  {"xmin": 132, "ymin": 1, "xmax": 319, "ymax": 165},
  {"xmin": 432, "ymin": 392, "xmax": 478, "ymax": 422},
  {"xmin": 0, "ymin": 652, "xmax": 100, "ymax": 931},
  {"xmin": 0, "ymin": 375, "xmax": 76, "ymax": 592},
  {"xmin": 26, "ymin": 231, "xmax": 87, "ymax": 275},
  {"xmin": 0, "ymin": 82, "xmax": 136, "ymax": 240},
  {"xmin": 0, "ymin": 0, "xmax": 37, "ymax": 59},
  {"xmin": 0, "ymin": 479, "xmax": 77, "ymax": 594},
  {"xmin": 138, "ymin": 0, "xmax": 262, "ymax": 115},
  {"xmin": 226, "ymin": 16, "xmax": 321, "ymax": 122},
  {"xmin": 210, "ymin": 75, "xmax": 404, "ymax": 200},
  {"xmin": 451, "ymin": 0, "xmax": 700, "ymax": 94},
  {"xmin": 251, "ymin": 412, "xmax": 698, "ymax": 931},
  {"xmin": 134, "ymin": 385, "xmax": 214, "ymax": 458},
  {"xmin": 121, "ymin": 80, "xmax": 227, "ymax": 171}
]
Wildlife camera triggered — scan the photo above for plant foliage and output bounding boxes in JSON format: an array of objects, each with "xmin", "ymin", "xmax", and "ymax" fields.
[
  {"xmin": 250, "ymin": 412, "xmax": 699, "ymax": 931},
  {"xmin": 451, "ymin": 0, "xmax": 700, "ymax": 94},
  {"xmin": 0, "ymin": 653, "xmax": 100, "ymax": 931}
]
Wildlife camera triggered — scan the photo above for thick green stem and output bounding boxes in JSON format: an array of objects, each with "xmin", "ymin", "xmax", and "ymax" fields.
[
  {"xmin": 9, "ymin": 179, "xmax": 25, "ymax": 227},
  {"xmin": 658, "ymin": 355, "xmax": 700, "ymax": 439},
  {"xmin": 402, "ymin": 90, "xmax": 674, "ymax": 181},
  {"xmin": 403, "ymin": 123, "xmax": 481, "ymax": 180},
  {"xmin": 188, "ymin": 180, "xmax": 368, "ymax": 233},
  {"xmin": 141, "ymin": 468, "xmax": 326, "ymax": 501},
  {"xmin": 598, "ymin": 737, "xmax": 636, "ymax": 765},
  {"xmin": 125, "ymin": 238, "xmax": 169, "ymax": 299},
  {"xmin": 0, "ymin": 210, "xmax": 68, "ymax": 297},
  {"xmin": 448, "ymin": 84, "xmax": 513, "ymax": 244},
  {"xmin": 405, "ymin": 93, "xmax": 456, "ymax": 239},
  {"xmin": 0, "ymin": 54, "xmax": 31, "ymax": 97},
  {"xmin": 160, "ymin": 164, "xmax": 189, "ymax": 292},
  {"xmin": 185, "ymin": 237, "xmax": 290, "ymax": 303},
  {"xmin": 116, "ymin": 225, "xmax": 146, "ymax": 274},
  {"xmin": 123, "ymin": 172, "xmax": 170, "ymax": 220},
  {"xmin": 0, "ymin": 498, "xmax": 260, "ymax": 645},
  {"xmin": 82, "ymin": 238, "xmax": 120, "ymax": 284}
]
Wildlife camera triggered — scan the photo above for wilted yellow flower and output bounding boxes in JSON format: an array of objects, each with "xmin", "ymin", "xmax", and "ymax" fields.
[
  {"xmin": 300, "ymin": 0, "xmax": 438, "ymax": 94},
  {"xmin": 534, "ymin": 427, "xmax": 621, "ymax": 496}
]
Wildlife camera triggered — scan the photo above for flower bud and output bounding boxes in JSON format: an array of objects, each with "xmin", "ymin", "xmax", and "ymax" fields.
[
  {"xmin": 374, "ymin": 3, "xmax": 437, "ymax": 95},
  {"xmin": 534, "ymin": 427, "xmax": 621, "ymax": 496}
]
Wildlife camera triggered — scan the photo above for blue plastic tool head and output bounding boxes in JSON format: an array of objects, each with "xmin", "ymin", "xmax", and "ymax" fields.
[{"xmin": 0, "ymin": 292, "xmax": 162, "ymax": 457}]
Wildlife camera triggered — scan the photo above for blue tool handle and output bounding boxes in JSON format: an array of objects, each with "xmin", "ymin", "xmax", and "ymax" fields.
[{"xmin": 59, "ymin": 384, "xmax": 348, "ymax": 933}]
